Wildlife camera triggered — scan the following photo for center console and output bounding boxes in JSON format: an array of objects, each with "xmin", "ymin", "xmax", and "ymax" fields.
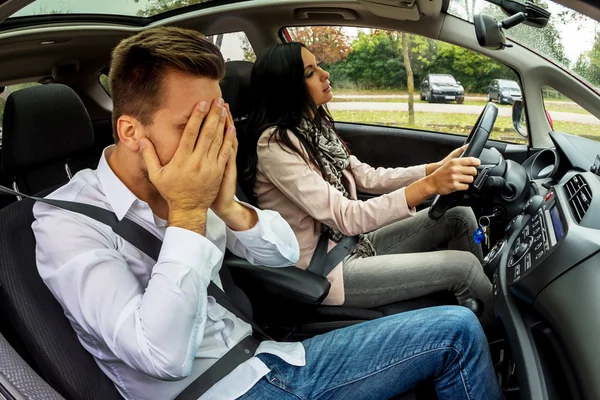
[{"xmin": 485, "ymin": 172, "xmax": 600, "ymax": 305}]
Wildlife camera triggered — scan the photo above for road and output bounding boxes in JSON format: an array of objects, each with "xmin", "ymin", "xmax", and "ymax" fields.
[
  {"xmin": 328, "ymin": 101, "xmax": 600, "ymax": 125},
  {"xmin": 334, "ymin": 94, "xmax": 574, "ymax": 106}
]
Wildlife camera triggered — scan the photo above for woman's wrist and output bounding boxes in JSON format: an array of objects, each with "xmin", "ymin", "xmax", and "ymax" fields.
[{"xmin": 425, "ymin": 162, "xmax": 441, "ymax": 176}]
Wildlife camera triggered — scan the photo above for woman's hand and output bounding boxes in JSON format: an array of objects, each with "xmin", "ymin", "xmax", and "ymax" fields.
[
  {"xmin": 426, "ymin": 145, "xmax": 468, "ymax": 175},
  {"xmin": 406, "ymin": 156, "xmax": 480, "ymax": 208}
]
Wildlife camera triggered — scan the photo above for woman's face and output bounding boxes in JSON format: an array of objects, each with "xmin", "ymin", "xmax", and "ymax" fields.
[{"xmin": 301, "ymin": 47, "xmax": 332, "ymax": 108}]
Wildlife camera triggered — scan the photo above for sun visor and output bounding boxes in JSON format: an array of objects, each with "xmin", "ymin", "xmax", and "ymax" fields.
[{"xmin": 360, "ymin": 0, "xmax": 442, "ymax": 20}]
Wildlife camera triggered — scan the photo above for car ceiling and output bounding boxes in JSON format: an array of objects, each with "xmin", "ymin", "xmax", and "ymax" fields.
[{"xmin": 0, "ymin": 0, "xmax": 450, "ymax": 85}]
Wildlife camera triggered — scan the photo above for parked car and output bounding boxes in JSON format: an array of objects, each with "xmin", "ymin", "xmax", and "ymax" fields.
[
  {"xmin": 419, "ymin": 74, "xmax": 465, "ymax": 104},
  {"xmin": 488, "ymin": 79, "xmax": 523, "ymax": 104}
]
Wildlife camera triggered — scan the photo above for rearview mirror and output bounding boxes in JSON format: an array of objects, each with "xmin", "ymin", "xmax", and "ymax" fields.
[
  {"xmin": 512, "ymin": 100, "xmax": 528, "ymax": 138},
  {"xmin": 474, "ymin": 14, "xmax": 506, "ymax": 50}
]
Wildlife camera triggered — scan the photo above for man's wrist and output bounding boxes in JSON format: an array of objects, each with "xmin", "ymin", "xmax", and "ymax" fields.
[{"xmin": 168, "ymin": 207, "xmax": 208, "ymax": 236}]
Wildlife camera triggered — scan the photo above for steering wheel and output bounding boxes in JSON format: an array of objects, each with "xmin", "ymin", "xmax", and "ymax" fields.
[{"xmin": 428, "ymin": 103, "xmax": 499, "ymax": 220}]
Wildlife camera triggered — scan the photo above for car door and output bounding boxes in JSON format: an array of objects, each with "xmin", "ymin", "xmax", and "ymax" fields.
[
  {"xmin": 492, "ymin": 81, "xmax": 500, "ymax": 101},
  {"xmin": 420, "ymin": 78, "xmax": 429, "ymax": 97}
]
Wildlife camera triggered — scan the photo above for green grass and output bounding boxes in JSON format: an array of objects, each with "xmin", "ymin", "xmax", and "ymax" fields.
[
  {"xmin": 330, "ymin": 98, "xmax": 592, "ymax": 115},
  {"xmin": 330, "ymin": 110, "xmax": 600, "ymax": 144}
]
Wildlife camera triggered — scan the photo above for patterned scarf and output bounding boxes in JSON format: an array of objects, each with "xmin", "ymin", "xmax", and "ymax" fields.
[{"xmin": 295, "ymin": 118, "xmax": 376, "ymax": 258}]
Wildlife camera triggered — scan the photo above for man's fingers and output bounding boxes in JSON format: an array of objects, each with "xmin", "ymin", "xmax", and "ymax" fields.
[
  {"xmin": 140, "ymin": 138, "xmax": 162, "ymax": 177},
  {"xmin": 176, "ymin": 101, "xmax": 208, "ymax": 156},
  {"xmin": 207, "ymin": 106, "xmax": 228, "ymax": 160},
  {"xmin": 196, "ymin": 98, "xmax": 226, "ymax": 158},
  {"xmin": 218, "ymin": 126, "xmax": 236, "ymax": 168}
]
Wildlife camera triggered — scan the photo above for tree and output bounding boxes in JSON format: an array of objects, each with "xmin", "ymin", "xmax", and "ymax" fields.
[
  {"xmin": 287, "ymin": 27, "xmax": 351, "ymax": 65},
  {"xmin": 344, "ymin": 30, "xmax": 405, "ymax": 89},
  {"xmin": 401, "ymin": 33, "xmax": 415, "ymax": 125},
  {"xmin": 240, "ymin": 33, "xmax": 256, "ymax": 62},
  {"xmin": 574, "ymin": 32, "xmax": 600, "ymax": 86},
  {"xmin": 134, "ymin": 0, "xmax": 209, "ymax": 17}
]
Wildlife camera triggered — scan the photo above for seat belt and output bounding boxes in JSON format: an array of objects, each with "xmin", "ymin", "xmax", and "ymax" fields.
[
  {"xmin": 307, "ymin": 233, "xmax": 359, "ymax": 278},
  {"xmin": 0, "ymin": 185, "xmax": 269, "ymax": 399}
]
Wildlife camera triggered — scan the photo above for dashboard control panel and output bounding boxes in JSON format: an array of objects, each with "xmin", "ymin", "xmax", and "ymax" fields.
[{"xmin": 506, "ymin": 189, "xmax": 566, "ymax": 285}]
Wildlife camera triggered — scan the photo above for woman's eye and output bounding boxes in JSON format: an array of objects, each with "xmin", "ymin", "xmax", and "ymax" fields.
[{"xmin": 306, "ymin": 71, "xmax": 314, "ymax": 78}]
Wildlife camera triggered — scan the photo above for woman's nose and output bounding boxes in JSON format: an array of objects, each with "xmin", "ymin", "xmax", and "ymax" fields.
[{"xmin": 322, "ymin": 69, "xmax": 330, "ymax": 81}]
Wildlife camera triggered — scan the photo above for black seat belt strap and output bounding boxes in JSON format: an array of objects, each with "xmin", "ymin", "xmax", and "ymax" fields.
[
  {"xmin": 177, "ymin": 336, "xmax": 259, "ymax": 399},
  {"xmin": 307, "ymin": 233, "xmax": 359, "ymax": 278}
]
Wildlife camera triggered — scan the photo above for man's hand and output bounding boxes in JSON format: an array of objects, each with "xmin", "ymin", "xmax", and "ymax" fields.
[
  {"xmin": 426, "ymin": 145, "xmax": 468, "ymax": 175},
  {"xmin": 140, "ymin": 99, "xmax": 234, "ymax": 235},
  {"xmin": 210, "ymin": 104, "xmax": 259, "ymax": 231}
]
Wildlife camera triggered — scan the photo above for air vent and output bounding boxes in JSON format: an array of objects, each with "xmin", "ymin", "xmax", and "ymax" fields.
[{"xmin": 564, "ymin": 174, "xmax": 592, "ymax": 223}]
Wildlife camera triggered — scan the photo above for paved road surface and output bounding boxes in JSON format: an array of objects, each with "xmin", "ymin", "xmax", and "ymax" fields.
[
  {"xmin": 334, "ymin": 94, "xmax": 574, "ymax": 106},
  {"xmin": 329, "ymin": 101, "xmax": 599, "ymax": 125}
]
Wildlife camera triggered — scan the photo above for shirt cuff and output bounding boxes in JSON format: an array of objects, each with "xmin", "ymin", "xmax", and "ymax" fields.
[
  {"xmin": 228, "ymin": 202, "xmax": 299, "ymax": 263},
  {"xmin": 155, "ymin": 226, "xmax": 223, "ymax": 285},
  {"xmin": 395, "ymin": 187, "xmax": 417, "ymax": 218},
  {"xmin": 415, "ymin": 164, "xmax": 427, "ymax": 178}
]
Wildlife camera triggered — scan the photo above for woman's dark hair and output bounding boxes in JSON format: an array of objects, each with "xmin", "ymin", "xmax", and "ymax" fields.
[{"xmin": 242, "ymin": 42, "xmax": 340, "ymax": 196}]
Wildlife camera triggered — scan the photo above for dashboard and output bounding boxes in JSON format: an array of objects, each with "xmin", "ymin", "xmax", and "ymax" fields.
[{"xmin": 488, "ymin": 131, "xmax": 600, "ymax": 400}]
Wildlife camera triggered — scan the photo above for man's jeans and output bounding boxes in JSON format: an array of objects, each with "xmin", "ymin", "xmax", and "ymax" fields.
[{"xmin": 241, "ymin": 306, "xmax": 503, "ymax": 400}]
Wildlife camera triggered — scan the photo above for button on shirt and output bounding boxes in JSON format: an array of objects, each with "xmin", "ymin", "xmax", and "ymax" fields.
[{"xmin": 32, "ymin": 147, "xmax": 305, "ymax": 400}]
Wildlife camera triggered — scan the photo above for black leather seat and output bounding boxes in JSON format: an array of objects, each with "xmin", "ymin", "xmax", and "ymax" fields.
[
  {"xmin": 221, "ymin": 61, "xmax": 458, "ymax": 339},
  {"xmin": 0, "ymin": 84, "xmax": 95, "ymax": 196},
  {"xmin": 0, "ymin": 84, "xmax": 123, "ymax": 399}
]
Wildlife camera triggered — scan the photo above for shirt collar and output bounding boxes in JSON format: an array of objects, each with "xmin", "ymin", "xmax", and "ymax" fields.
[{"xmin": 97, "ymin": 146, "xmax": 153, "ymax": 223}]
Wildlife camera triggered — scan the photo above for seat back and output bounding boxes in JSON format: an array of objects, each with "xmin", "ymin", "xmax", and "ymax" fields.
[
  {"xmin": 0, "ymin": 196, "xmax": 122, "ymax": 400},
  {"xmin": 1, "ymin": 84, "xmax": 95, "ymax": 195}
]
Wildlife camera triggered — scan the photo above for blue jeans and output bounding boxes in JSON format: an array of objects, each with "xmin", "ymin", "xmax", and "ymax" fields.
[{"xmin": 241, "ymin": 306, "xmax": 502, "ymax": 400}]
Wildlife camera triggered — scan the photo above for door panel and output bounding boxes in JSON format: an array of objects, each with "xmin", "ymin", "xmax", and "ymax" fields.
[{"xmin": 336, "ymin": 122, "xmax": 530, "ymax": 169}]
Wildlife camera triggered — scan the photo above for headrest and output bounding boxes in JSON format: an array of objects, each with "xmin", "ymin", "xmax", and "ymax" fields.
[
  {"xmin": 220, "ymin": 61, "xmax": 253, "ymax": 120},
  {"xmin": 1, "ymin": 84, "xmax": 94, "ymax": 174}
]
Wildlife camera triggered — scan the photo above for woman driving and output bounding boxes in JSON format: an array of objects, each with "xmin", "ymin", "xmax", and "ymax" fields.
[{"xmin": 243, "ymin": 42, "xmax": 494, "ymax": 329}]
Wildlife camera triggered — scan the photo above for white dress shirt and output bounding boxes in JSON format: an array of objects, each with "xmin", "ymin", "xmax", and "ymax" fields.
[{"xmin": 32, "ymin": 147, "xmax": 305, "ymax": 400}]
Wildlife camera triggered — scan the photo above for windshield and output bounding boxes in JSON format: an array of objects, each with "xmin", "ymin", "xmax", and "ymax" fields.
[
  {"xmin": 448, "ymin": 0, "xmax": 599, "ymax": 90},
  {"xmin": 11, "ymin": 0, "xmax": 238, "ymax": 18},
  {"xmin": 431, "ymin": 75, "xmax": 457, "ymax": 84},
  {"xmin": 499, "ymin": 80, "xmax": 520, "ymax": 89}
]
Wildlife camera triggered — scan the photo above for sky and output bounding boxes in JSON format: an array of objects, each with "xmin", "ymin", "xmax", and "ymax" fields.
[{"xmin": 11, "ymin": 0, "xmax": 598, "ymax": 65}]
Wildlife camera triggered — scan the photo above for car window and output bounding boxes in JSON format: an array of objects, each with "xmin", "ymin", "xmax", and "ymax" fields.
[
  {"xmin": 98, "ymin": 32, "xmax": 255, "ymax": 98},
  {"xmin": 284, "ymin": 26, "xmax": 525, "ymax": 144},
  {"xmin": 99, "ymin": 73, "xmax": 110, "ymax": 96},
  {"xmin": 206, "ymin": 31, "xmax": 256, "ymax": 62},
  {"xmin": 0, "ymin": 83, "xmax": 41, "ymax": 135},
  {"xmin": 542, "ymin": 86, "xmax": 600, "ymax": 142}
]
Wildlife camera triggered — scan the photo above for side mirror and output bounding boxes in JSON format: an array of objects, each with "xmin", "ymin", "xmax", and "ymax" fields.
[
  {"xmin": 512, "ymin": 100, "xmax": 528, "ymax": 138},
  {"xmin": 457, "ymin": 81, "xmax": 462, "ymax": 85}
]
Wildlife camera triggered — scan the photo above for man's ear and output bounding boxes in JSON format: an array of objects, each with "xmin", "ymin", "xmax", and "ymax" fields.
[{"xmin": 116, "ymin": 115, "xmax": 143, "ymax": 151}]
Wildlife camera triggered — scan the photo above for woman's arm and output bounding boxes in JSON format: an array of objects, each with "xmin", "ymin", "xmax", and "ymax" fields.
[{"xmin": 257, "ymin": 133, "xmax": 418, "ymax": 236}]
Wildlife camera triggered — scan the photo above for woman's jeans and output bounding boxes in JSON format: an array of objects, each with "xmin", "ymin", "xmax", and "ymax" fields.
[{"xmin": 241, "ymin": 306, "xmax": 503, "ymax": 400}]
